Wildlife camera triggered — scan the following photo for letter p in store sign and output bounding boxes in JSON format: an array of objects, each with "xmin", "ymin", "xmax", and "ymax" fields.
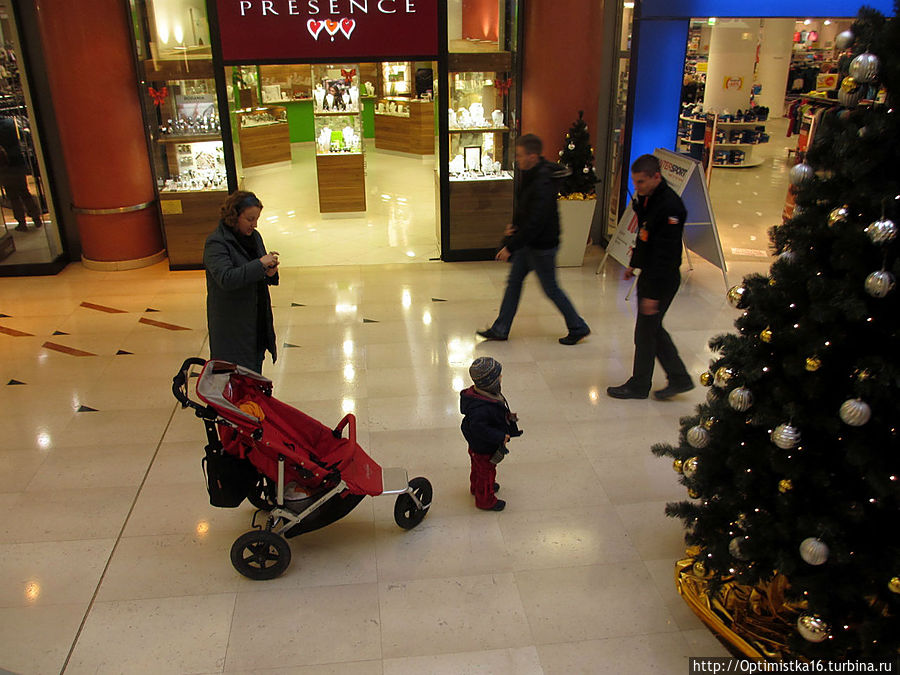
[{"xmin": 308, "ymin": 17, "xmax": 356, "ymax": 40}]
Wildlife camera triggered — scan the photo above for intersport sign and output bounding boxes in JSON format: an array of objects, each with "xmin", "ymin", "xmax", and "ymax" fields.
[{"xmin": 215, "ymin": 0, "xmax": 440, "ymax": 62}]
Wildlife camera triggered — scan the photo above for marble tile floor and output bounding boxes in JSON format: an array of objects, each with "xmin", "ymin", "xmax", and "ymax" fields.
[{"xmin": 0, "ymin": 253, "xmax": 773, "ymax": 674}]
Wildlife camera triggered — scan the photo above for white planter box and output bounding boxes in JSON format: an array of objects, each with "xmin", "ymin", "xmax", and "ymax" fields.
[{"xmin": 557, "ymin": 199, "xmax": 596, "ymax": 267}]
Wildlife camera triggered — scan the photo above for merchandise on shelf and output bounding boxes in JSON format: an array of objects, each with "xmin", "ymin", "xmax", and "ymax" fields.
[
  {"xmin": 314, "ymin": 114, "xmax": 363, "ymax": 155},
  {"xmin": 447, "ymin": 68, "xmax": 512, "ymax": 181},
  {"xmin": 312, "ymin": 63, "xmax": 361, "ymax": 113},
  {"xmin": 160, "ymin": 141, "xmax": 227, "ymax": 192}
]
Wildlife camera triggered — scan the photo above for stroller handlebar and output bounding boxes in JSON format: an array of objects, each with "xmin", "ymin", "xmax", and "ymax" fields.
[
  {"xmin": 333, "ymin": 413, "xmax": 357, "ymax": 445},
  {"xmin": 172, "ymin": 357, "xmax": 210, "ymax": 414}
]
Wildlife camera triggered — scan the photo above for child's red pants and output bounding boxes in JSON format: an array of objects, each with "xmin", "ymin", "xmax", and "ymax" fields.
[{"xmin": 468, "ymin": 449, "xmax": 498, "ymax": 509}]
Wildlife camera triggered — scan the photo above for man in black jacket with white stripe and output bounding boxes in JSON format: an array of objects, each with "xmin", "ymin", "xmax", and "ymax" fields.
[
  {"xmin": 477, "ymin": 134, "xmax": 590, "ymax": 345},
  {"xmin": 607, "ymin": 154, "xmax": 694, "ymax": 400}
]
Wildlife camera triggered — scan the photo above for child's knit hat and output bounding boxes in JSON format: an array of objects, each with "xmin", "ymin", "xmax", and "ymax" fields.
[{"xmin": 469, "ymin": 356, "xmax": 502, "ymax": 393}]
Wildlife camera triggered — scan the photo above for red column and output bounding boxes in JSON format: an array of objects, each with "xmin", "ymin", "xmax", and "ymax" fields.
[
  {"xmin": 34, "ymin": 0, "xmax": 164, "ymax": 266},
  {"xmin": 521, "ymin": 0, "xmax": 605, "ymax": 159}
]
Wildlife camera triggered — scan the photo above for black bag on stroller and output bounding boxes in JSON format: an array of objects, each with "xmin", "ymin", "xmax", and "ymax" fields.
[{"xmin": 202, "ymin": 445, "xmax": 256, "ymax": 508}]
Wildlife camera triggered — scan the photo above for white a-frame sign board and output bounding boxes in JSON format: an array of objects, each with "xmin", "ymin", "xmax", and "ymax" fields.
[{"xmin": 598, "ymin": 148, "xmax": 728, "ymax": 290}]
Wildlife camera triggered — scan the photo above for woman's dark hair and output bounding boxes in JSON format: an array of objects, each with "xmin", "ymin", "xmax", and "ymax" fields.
[{"xmin": 221, "ymin": 190, "xmax": 263, "ymax": 229}]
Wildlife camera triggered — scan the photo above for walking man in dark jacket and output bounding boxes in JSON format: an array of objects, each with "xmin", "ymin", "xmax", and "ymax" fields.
[
  {"xmin": 607, "ymin": 154, "xmax": 694, "ymax": 400},
  {"xmin": 477, "ymin": 134, "xmax": 590, "ymax": 345}
]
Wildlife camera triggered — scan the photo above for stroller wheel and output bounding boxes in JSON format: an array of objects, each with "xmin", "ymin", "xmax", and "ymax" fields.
[
  {"xmin": 247, "ymin": 474, "xmax": 276, "ymax": 511},
  {"xmin": 393, "ymin": 476, "xmax": 432, "ymax": 530},
  {"xmin": 230, "ymin": 530, "xmax": 292, "ymax": 580}
]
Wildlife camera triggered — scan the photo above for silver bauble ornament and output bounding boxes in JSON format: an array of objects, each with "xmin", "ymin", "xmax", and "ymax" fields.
[
  {"xmin": 865, "ymin": 218, "xmax": 897, "ymax": 244},
  {"xmin": 799, "ymin": 537, "xmax": 830, "ymax": 565},
  {"xmin": 714, "ymin": 367, "xmax": 735, "ymax": 388},
  {"xmin": 582, "ymin": 167, "xmax": 590, "ymax": 174},
  {"xmin": 686, "ymin": 425, "xmax": 710, "ymax": 449},
  {"xmin": 728, "ymin": 387, "xmax": 754, "ymax": 412},
  {"xmin": 849, "ymin": 52, "xmax": 880, "ymax": 83},
  {"xmin": 726, "ymin": 285, "xmax": 748, "ymax": 308},
  {"xmin": 729, "ymin": 536, "xmax": 749, "ymax": 560},
  {"xmin": 789, "ymin": 163, "xmax": 814, "ymax": 186},
  {"xmin": 771, "ymin": 423, "xmax": 800, "ymax": 449},
  {"xmin": 682, "ymin": 456, "xmax": 699, "ymax": 479},
  {"xmin": 865, "ymin": 270, "xmax": 895, "ymax": 298},
  {"xmin": 827, "ymin": 205, "xmax": 850, "ymax": 227},
  {"xmin": 835, "ymin": 29, "xmax": 854, "ymax": 50},
  {"xmin": 797, "ymin": 614, "xmax": 830, "ymax": 643},
  {"xmin": 839, "ymin": 398, "xmax": 872, "ymax": 426},
  {"xmin": 567, "ymin": 143, "xmax": 575, "ymax": 150},
  {"xmin": 779, "ymin": 249, "xmax": 796, "ymax": 263}
]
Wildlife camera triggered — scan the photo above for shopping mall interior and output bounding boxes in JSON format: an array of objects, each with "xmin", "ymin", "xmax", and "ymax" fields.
[{"xmin": 1, "ymin": 0, "xmax": 895, "ymax": 671}]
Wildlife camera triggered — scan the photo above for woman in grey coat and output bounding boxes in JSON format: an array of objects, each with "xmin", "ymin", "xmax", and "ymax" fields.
[{"xmin": 203, "ymin": 191, "xmax": 279, "ymax": 373}]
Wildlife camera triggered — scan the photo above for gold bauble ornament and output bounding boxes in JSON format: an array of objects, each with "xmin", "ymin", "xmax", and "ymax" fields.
[
  {"xmin": 760, "ymin": 328, "xmax": 773, "ymax": 343},
  {"xmin": 693, "ymin": 560, "xmax": 709, "ymax": 578},
  {"xmin": 778, "ymin": 479, "xmax": 794, "ymax": 493},
  {"xmin": 828, "ymin": 205, "xmax": 850, "ymax": 227},
  {"xmin": 688, "ymin": 488, "xmax": 701, "ymax": 499},
  {"xmin": 714, "ymin": 367, "xmax": 735, "ymax": 387},
  {"xmin": 805, "ymin": 356, "xmax": 822, "ymax": 372},
  {"xmin": 768, "ymin": 277, "xmax": 776, "ymax": 287},
  {"xmin": 726, "ymin": 285, "xmax": 748, "ymax": 308},
  {"xmin": 856, "ymin": 369, "xmax": 872, "ymax": 382},
  {"xmin": 888, "ymin": 577, "xmax": 900, "ymax": 594},
  {"xmin": 841, "ymin": 75, "xmax": 858, "ymax": 93},
  {"xmin": 673, "ymin": 458, "xmax": 684, "ymax": 474},
  {"xmin": 700, "ymin": 371, "xmax": 712, "ymax": 387}
]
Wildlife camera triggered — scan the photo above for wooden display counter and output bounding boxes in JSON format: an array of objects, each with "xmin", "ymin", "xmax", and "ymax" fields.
[
  {"xmin": 237, "ymin": 122, "xmax": 291, "ymax": 167},
  {"xmin": 158, "ymin": 190, "xmax": 227, "ymax": 269},
  {"xmin": 316, "ymin": 154, "xmax": 366, "ymax": 213},
  {"xmin": 374, "ymin": 100, "xmax": 435, "ymax": 155},
  {"xmin": 447, "ymin": 178, "xmax": 513, "ymax": 250}
]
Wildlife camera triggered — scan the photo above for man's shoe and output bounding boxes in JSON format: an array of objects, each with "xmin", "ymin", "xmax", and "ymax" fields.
[
  {"xmin": 559, "ymin": 328, "xmax": 590, "ymax": 345},
  {"xmin": 606, "ymin": 383, "xmax": 649, "ymax": 400},
  {"xmin": 14, "ymin": 223, "xmax": 27, "ymax": 232},
  {"xmin": 476, "ymin": 328, "xmax": 508, "ymax": 341},
  {"xmin": 653, "ymin": 381, "xmax": 696, "ymax": 400}
]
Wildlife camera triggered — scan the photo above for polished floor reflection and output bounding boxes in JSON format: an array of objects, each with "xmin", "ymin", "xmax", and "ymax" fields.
[
  {"xmin": 0, "ymin": 252, "xmax": 777, "ymax": 673},
  {"xmin": 241, "ymin": 145, "xmax": 440, "ymax": 267}
]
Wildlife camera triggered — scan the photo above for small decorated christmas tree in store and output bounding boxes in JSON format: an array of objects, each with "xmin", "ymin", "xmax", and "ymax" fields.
[
  {"xmin": 653, "ymin": 7, "xmax": 900, "ymax": 661},
  {"xmin": 558, "ymin": 110, "xmax": 598, "ymax": 198}
]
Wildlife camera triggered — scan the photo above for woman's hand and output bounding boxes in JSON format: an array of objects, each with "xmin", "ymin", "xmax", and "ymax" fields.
[{"xmin": 260, "ymin": 252, "xmax": 279, "ymax": 277}]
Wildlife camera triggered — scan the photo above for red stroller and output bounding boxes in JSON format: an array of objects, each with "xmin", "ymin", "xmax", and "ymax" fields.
[{"xmin": 172, "ymin": 358, "xmax": 432, "ymax": 580}]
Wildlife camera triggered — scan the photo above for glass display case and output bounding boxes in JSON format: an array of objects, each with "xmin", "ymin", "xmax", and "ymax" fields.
[
  {"xmin": 380, "ymin": 61, "xmax": 412, "ymax": 97},
  {"xmin": 151, "ymin": 77, "xmax": 227, "ymax": 193},
  {"xmin": 311, "ymin": 63, "xmax": 362, "ymax": 113},
  {"xmin": 375, "ymin": 97, "xmax": 411, "ymax": 117},
  {"xmin": 259, "ymin": 65, "xmax": 312, "ymax": 103},
  {"xmin": 314, "ymin": 113, "xmax": 363, "ymax": 155},
  {"xmin": 235, "ymin": 104, "xmax": 291, "ymax": 168},
  {"xmin": 447, "ymin": 68, "xmax": 513, "ymax": 182},
  {"xmin": 312, "ymin": 64, "xmax": 366, "ymax": 212}
]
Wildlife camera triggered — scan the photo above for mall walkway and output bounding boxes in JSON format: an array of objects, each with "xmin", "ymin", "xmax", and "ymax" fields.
[{"xmin": 0, "ymin": 251, "xmax": 761, "ymax": 673}]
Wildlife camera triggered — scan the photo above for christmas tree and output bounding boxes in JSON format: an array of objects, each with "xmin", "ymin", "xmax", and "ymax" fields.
[
  {"xmin": 653, "ymin": 7, "xmax": 900, "ymax": 661},
  {"xmin": 558, "ymin": 110, "xmax": 598, "ymax": 197}
]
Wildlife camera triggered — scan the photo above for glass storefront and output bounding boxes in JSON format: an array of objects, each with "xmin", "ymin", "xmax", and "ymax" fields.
[{"xmin": 0, "ymin": 1, "xmax": 63, "ymax": 269}]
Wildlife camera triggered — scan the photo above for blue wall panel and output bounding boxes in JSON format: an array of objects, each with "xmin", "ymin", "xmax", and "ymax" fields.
[{"xmin": 640, "ymin": 0, "xmax": 892, "ymax": 19}]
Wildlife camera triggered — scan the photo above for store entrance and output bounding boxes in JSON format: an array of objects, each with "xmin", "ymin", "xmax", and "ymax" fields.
[
  {"xmin": 677, "ymin": 17, "xmax": 852, "ymax": 263},
  {"xmin": 227, "ymin": 61, "xmax": 439, "ymax": 267}
]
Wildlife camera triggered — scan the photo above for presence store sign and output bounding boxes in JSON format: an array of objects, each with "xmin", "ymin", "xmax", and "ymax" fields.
[{"xmin": 215, "ymin": 0, "xmax": 439, "ymax": 62}]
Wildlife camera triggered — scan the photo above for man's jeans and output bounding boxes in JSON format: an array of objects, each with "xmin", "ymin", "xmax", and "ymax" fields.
[{"xmin": 491, "ymin": 247, "xmax": 589, "ymax": 337}]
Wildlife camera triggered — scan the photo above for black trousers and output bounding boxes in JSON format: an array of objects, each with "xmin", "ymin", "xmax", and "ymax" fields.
[
  {"xmin": 629, "ymin": 279, "xmax": 690, "ymax": 394},
  {"xmin": 1, "ymin": 168, "xmax": 42, "ymax": 227}
]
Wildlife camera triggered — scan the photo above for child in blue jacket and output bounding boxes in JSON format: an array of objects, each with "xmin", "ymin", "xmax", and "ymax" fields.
[{"xmin": 459, "ymin": 357, "xmax": 521, "ymax": 511}]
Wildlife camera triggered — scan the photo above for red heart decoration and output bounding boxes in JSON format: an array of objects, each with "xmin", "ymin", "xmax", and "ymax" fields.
[
  {"xmin": 307, "ymin": 19, "xmax": 324, "ymax": 39},
  {"xmin": 324, "ymin": 20, "xmax": 340, "ymax": 35},
  {"xmin": 340, "ymin": 18, "xmax": 356, "ymax": 39}
]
